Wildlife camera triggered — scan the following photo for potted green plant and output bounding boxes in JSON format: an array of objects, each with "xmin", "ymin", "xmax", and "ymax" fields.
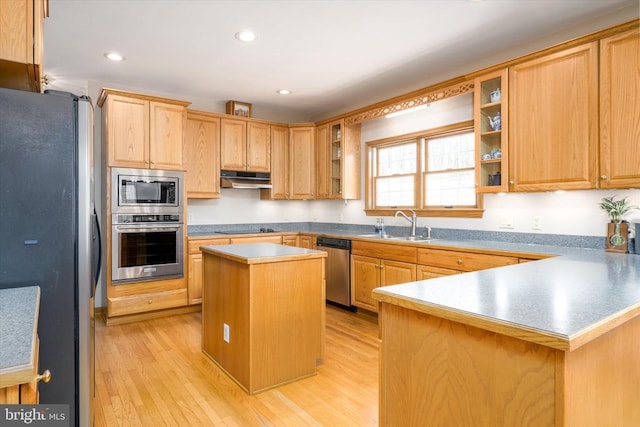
[{"xmin": 599, "ymin": 196, "xmax": 637, "ymax": 252}]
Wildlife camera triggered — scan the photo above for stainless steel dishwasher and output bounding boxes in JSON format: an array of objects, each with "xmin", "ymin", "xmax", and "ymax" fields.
[{"xmin": 316, "ymin": 236, "xmax": 355, "ymax": 311}]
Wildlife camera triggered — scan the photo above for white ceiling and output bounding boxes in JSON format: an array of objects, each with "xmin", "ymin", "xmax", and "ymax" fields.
[{"xmin": 43, "ymin": 0, "xmax": 638, "ymax": 121}]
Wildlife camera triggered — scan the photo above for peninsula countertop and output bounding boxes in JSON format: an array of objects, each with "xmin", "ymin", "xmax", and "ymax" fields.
[
  {"xmin": 373, "ymin": 250, "xmax": 640, "ymax": 351},
  {"xmin": 200, "ymin": 243, "xmax": 327, "ymax": 265},
  {"xmin": 0, "ymin": 286, "xmax": 40, "ymax": 388}
]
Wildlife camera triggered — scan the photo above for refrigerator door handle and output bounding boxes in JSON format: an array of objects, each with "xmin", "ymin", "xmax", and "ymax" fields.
[{"xmin": 93, "ymin": 210, "xmax": 102, "ymax": 294}]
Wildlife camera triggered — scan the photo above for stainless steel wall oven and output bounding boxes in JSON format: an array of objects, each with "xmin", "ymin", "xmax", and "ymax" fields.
[{"xmin": 110, "ymin": 168, "xmax": 185, "ymax": 284}]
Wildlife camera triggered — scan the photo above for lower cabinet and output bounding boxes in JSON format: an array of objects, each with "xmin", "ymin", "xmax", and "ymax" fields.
[
  {"xmin": 282, "ymin": 235, "xmax": 299, "ymax": 246},
  {"xmin": 417, "ymin": 265, "xmax": 461, "ymax": 280},
  {"xmin": 417, "ymin": 247, "xmax": 518, "ymax": 272},
  {"xmin": 299, "ymin": 234, "xmax": 314, "ymax": 249},
  {"xmin": 187, "ymin": 238, "xmax": 230, "ymax": 305},
  {"xmin": 0, "ymin": 337, "xmax": 45, "ymax": 404},
  {"xmin": 351, "ymin": 241, "xmax": 417, "ymax": 312}
]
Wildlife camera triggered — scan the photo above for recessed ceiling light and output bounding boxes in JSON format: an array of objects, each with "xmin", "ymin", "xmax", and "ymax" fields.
[
  {"xmin": 235, "ymin": 31, "xmax": 256, "ymax": 42},
  {"xmin": 104, "ymin": 52, "xmax": 125, "ymax": 62},
  {"xmin": 277, "ymin": 89, "xmax": 292, "ymax": 95}
]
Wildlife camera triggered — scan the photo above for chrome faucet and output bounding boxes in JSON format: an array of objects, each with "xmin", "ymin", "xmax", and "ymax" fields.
[{"xmin": 395, "ymin": 209, "xmax": 417, "ymax": 237}]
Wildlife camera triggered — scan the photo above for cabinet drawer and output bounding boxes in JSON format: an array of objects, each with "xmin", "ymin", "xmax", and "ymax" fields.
[
  {"xmin": 417, "ymin": 248, "xmax": 518, "ymax": 272},
  {"xmin": 108, "ymin": 289, "xmax": 188, "ymax": 317},
  {"xmin": 188, "ymin": 238, "xmax": 230, "ymax": 253},
  {"xmin": 230, "ymin": 235, "xmax": 282, "ymax": 244},
  {"xmin": 352, "ymin": 241, "xmax": 416, "ymax": 263}
]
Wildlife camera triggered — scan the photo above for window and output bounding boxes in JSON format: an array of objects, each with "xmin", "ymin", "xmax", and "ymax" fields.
[{"xmin": 365, "ymin": 121, "xmax": 482, "ymax": 217}]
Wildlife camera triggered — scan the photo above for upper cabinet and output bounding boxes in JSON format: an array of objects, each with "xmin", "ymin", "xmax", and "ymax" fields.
[
  {"xmin": 599, "ymin": 28, "xmax": 640, "ymax": 189},
  {"xmin": 261, "ymin": 125, "xmax": 290, "ymax": 200},
  {"xmin": 316, "ymin": 119, "xmax": 361, "ymax": 200},
  {"xmin": 289, "ymin": 125, "xmax": 316, "ymax": 199},
  {"xmin": 220, "ymin": 118, "xmax": 270, "ymax": 172},
  {"xmin": 98, "ymin": 89, "xmax": 191, "ymax": 170},
  {"xmin": 474, "ymin": 69, "xmax": 508, "ymax": 193},
  {"xmin": 0, "ymin": 0, "xmax": 46, "ymax": 92},
  {"xmin": 184, "ymin": 110, "xmax": 220, "ymax": 198},
  {"xmin": 509, "ymin": 42, "xmax": 599, "ymax": 192}
]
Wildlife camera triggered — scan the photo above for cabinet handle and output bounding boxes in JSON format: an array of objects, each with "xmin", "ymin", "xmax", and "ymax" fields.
[
  {"xmin": 456, "ymin": 259, "xmax": 463, "ymax": 265},
  {"xmin": 36, "ymin": 370, "xmax": 52, "ymax": 383}
]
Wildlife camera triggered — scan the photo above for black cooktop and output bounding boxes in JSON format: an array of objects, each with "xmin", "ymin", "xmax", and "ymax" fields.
[{"xmin": 214, "ymin": 228, "xmax": 276, "ymax": 234}]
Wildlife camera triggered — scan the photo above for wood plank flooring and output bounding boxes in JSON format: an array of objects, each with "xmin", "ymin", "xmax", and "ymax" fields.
[{"xmin": 95, "ymin": 305, "xmax": 379, "ymax": 426}]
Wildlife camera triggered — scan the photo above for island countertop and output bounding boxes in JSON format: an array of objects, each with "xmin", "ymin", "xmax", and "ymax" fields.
[
  {"xmin": 0, "ymin": 286, "xmax": 40, "ymax": 388},
  {"xmin": 373, "ymin": 250, "xmax": 640, "ymax": 351},
  {"xmin": 200, "ymin": 243, "xmax": 327, "ymax": 265}
]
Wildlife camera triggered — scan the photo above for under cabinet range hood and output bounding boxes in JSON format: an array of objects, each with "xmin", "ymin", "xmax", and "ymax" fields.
[{"xmin": 220, "ymin": 170, "xmax": 272, "ymax": 189}]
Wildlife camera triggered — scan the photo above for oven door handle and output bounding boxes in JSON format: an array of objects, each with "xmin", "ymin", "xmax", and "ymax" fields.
[{"xmin": 113, "ymin": 224, "xmax": 182, "ymax": 232}]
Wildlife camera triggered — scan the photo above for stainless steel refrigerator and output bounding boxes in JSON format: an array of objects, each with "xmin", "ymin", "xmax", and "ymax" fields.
[{"xmin": 0, "ymin": 87, "xmax": 99, "ymax": 427}]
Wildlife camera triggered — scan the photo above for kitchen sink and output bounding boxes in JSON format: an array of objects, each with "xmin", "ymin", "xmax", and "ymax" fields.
[{"xmin": 358, "ymin": 234, "xmax": 438, "ymax": 243}]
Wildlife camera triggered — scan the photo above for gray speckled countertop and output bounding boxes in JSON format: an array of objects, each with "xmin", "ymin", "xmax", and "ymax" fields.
[
  {"xmin": 200, "ymin": 243, "xmax": 327, "ymax": 264},
  {"xmin": 373, "ymin": 250, "xmax": 640, "ymax": 351},
  {"xmin": 0, "ymin": 286, "xmax": 40, "ymax": 387}
]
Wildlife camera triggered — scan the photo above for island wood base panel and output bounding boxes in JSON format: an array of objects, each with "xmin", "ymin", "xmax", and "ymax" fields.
[
  {"xmin": 202, "ymin": 251, "xmax": 325, "ymax": 395},
  {"xmin": 378, "ymin": 303, "xmax": 640, "ymax": 426}
]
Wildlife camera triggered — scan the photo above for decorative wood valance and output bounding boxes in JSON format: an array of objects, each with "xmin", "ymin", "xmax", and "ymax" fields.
[{"xmin": 345, "ymin": 81, "xmax": 475, "ymax": 124}]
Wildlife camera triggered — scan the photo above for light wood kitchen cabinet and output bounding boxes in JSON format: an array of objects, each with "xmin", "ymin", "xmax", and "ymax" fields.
[
  {"xmin": 509, "ymin": 42, "xmax": 598, "ymax": 191},
  {"xmin": 187, "ymin": 238, "xmax": 230, "ymax": 305},
  {"xmin": 315, "ymin": 119, "xmax": 361, "ymax": 200},
  {"xmin": 184, "ymin": 110, "xmax": 220, "ymax": 198},
  {"xmin": 229, "ymin": 235, "xmax": 282, "ymax": 244},
  {"xmin": 475, "ymin": 68, "xmax": 508, "ymax": 193},
  {"xmin": 0, "ymin": 338, "xmax": 43, "ymax": 404},
  {"xmin": 220, "ymin": 118, "xmax": 271, "ymax": 172},
  {"xmin": 289, "ymin": 125, "xmax": 316, "ymax": 199},
  {"xmin": 417, "ymin": 265, "xmax": 461, "ymax": 280},
  {"xmin": 0, "ymin": 0, "xmax": 46, "ymax": 92},
  {"xmin": 351, "ymin": 241, "xmax": 417, "ymax": 312},
  {"xmin": 299, "ymin": 234, "xmax": 314, "ymax": 249},
  {"xmin": 282, "ymin": 235, "xmax": 299, "ymax": 246},
  {"xmin": 417, "ymin": 247, "xmax": 518, "ymax": 272},
  {"xmin": 98, "ymin": 89, "xmax": 190, "ymax": 170},
  {"xmin": 261, "ymin": 125, "xmax": 290, "ymax": 200},
  {"xmin": 599, "ymin": 28, "xmax": 640, "ymax": 189}
]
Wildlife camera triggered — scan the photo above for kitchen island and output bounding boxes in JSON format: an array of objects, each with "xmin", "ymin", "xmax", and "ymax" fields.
[
  {"xmin": 200, "ymin": 243, "xmax": 327, "ymax": 395},
  {"xmin": 372, "ymin": 251, "xmax": 640, "ymax": 426}
]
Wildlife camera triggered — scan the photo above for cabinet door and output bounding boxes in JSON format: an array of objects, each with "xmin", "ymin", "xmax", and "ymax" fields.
[
  {"xmin": 351, "ymin": 254, "xmax": 381, "ymax": 312},
  {"xmin": 184, "ymin": 112, "xmax": 220, "ymax": 198},
  {"xmin": 380, "ymin": 260, "xmax": 416, "ymax": 287},
  {"xmin": 289, "ymin": 126, "xmax": 316, "ymax": 199},
  {"xmin": 229, "ymin": 235, "xmax": 282, "ymax": 244},
  {"xmin": 417, "ymin": 265, "xmax": 461, "ymax": 280},
  {"xmin": 188, "ymin": 254, "xmax": 203, "ymax": 304},
  {"xmin": 149, "ymin": 101, "xmax": 185, "ymax": 170},
  {"xmin": 282, "ymin": 235, "xmax": 299, "ymax": 247},
  {"xmin": 246, "ymin": 122, "xmax": 271, "ymax": 172},
  {"xmin": 315, "ymin": 123, "xmax": 331, "ymax": 199},
  {"xmin": 299, "ymin": 235, "xmax": 314, "ymax": 249},
  {"xmin": 262, "ymin": 125, "xmax": 289, "ymax": 199},
  {"xmin": 599, "ymin": 28, "xmax": 640, "ymax": 189},
  {"xmin": 105, "ymin": 95, "xmax": 149, "ymax": 168},
  {"xmin": 220, "ymin": 118, "xmax": 247, "ymax": 171},
  {"xmin": 509, "ymin": 42, "xmax": 598, "ymax": 191}
]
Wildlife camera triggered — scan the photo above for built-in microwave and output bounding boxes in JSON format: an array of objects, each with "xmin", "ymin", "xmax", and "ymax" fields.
[{"xmin": 111, "ymin": 168, "xmax": 183, "ymax": 214}]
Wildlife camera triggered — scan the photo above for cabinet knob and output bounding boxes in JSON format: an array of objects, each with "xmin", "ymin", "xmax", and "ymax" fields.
[
  {"xmin": 600, "ymin": 175, "xmax": 608, "ymax": 180},
  {"xmin": 456, "ymin": 259, "xmax": 463, "ymax": 265},
  {"xmin": 36, "ymin": 370, "xmax": 52, "ymax": 383},
  {"xmin": 148, "ymin": 299, "xmax": 153, "ymax": 304},
  {"xmin": 508, "ymin": 180, "xmax": 515, "ymax": 185}
]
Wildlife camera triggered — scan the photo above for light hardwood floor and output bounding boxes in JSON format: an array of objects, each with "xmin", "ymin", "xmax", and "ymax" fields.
[{"xmin": 95, "ymin": 305, "xmax": 379, "ymax": 426}]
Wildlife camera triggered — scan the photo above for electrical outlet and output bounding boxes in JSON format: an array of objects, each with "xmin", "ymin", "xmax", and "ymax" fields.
[
  {"xmin": 532, "ymin": 216, "xmax": 542, "ymax": 230},
  {"xmin": 223, "ymin": 323, "xmax": 230, "ymax": 343},
  {"xmin": 339, "ymin": 213, "xmax": 344, "ymax": 221},
  {"xmin": 499, "ymin": 215, "xmax": 514, "ymax": 229},
  {"xmin": 188, "ymin": 213, "xmax": 193, "ymax": 222}
]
